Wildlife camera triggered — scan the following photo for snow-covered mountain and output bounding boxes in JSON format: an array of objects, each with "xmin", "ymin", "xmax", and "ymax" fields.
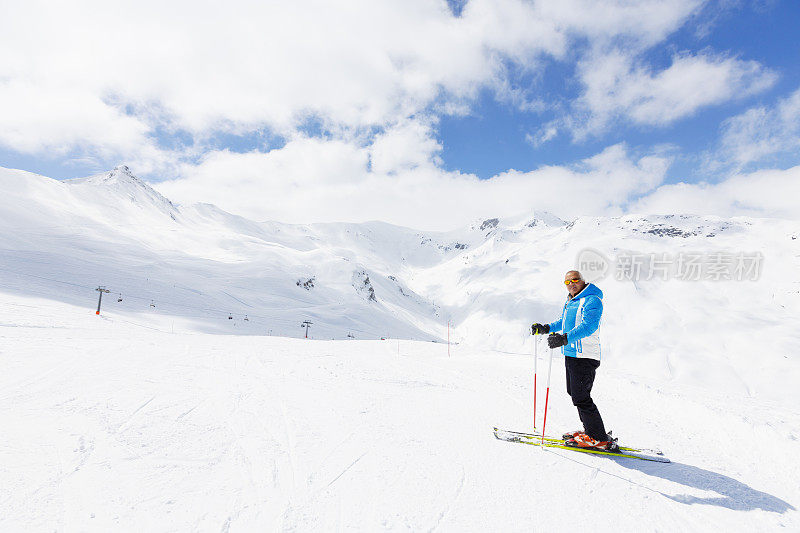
[
  {"xmin": 0, "ymin": 165, "xmax": 565, "ymax": 341},
  {"xmin": 1, "ymin": 165, "xmax": 799, "ymax": 403},
  {"xmin": 2, "ymin": 165, "xmax": 800, "ymax": 530},
  {"xmin": 0, "ymin": 165, "xmax": 459, "ymax": 341}
]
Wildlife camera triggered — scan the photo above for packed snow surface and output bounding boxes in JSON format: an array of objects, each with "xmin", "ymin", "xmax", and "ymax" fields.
[
  {"xmin": 1, "ymin": 166, "xmax": 799, "ymax": 530},
  {"xmin": 1, "ymin": 296, "xmax": 798, "ymax": 531}
]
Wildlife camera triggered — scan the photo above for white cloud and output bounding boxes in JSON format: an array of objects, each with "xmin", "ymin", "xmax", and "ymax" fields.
[
  {"xmin": 12, "ymin": 0, "xmax": 776, "ymax": 228},
  {"xmin": 536, "ymin": 0, "xmax": 705, "ymax": 47},
  {"xmin": 574, "ymin": 49, "xmax": 776, "ymax": 137},
  {"xmin": 369, "ymin": 119, "xmax": 442, "ymax": 175},
  {"xmin": 0, "ymin": 81, "xmax": 149, "ymax": 156},
  {"xmin": 630, "ymin": 165, "xmax": 800, "ymax": 219},
  {"xmin": 526, "ymin": 122, "xmax": 559, "ymax": 147},
  {"xmin": 0, "ymin": 79, "xmax": 177, "ymax": 175},
  {"xmin": 0, "ymin": 0, "xmax": 708, "ymax": 166},
  {"xmin": 715, "ymin": 86, "xmax": 800, "ymax": 168},
  {"xmin": 157, "ymin": 128, "xmax": 670, "ymax": 230},
  {"xmin": 0, "ymin": 0, "xmax": 561, "ymax": 153}
]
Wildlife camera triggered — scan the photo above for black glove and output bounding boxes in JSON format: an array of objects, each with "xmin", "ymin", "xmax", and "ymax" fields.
[
  {"xmin": 531, "ymin": 323, "xmax": 550, "ymax": 335},
  {"xmin": 547, "ymin": 332, "xmax": 568, "ymax": 349}
]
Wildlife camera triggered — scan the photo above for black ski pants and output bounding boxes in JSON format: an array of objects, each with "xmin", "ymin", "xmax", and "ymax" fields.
[{"xmin": 565, "ymin": 357, "xmax": 608, "ymax": 441}]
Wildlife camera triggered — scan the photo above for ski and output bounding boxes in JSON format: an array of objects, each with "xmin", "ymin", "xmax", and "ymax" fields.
[
  {"xmin": 493, "ymin": 427, "xmax": 665, "ymax": 455},
  {"xmin": 493, "ymin": 427, "xmax": 670, "ymax": 463}
]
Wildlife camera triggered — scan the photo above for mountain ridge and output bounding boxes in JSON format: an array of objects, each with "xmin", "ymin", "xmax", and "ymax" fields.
[{"xmin": 1, "ymin": 164, "xmax": 798, "ymax": 404}]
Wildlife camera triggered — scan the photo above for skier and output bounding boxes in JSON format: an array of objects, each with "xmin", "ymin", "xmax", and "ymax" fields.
[{"xmin": 530, "ymin": 270, "xmax": 617, "ymax": 451}]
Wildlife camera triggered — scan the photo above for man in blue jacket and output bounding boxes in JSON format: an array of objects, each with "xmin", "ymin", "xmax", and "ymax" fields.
[{"xmin": 531, "ymin": 270, "xmax": 615, "ymax": 451}]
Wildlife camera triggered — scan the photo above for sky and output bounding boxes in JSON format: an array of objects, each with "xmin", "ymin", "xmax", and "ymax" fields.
[{"xmin": 1, "ymin": 0, "xmax": 799, "ymax": 230}]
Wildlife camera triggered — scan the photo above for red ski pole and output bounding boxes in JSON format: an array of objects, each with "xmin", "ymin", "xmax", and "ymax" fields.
[
  {"xmin": 533, "ymin": 334, "xmax": 538, "ymax": 431},
  {"xmin": 541, "ymin": 346, "xmax": 555, "ymax": 445}
]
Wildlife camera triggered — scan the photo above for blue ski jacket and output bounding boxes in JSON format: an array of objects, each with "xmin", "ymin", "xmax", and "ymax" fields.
[{"xmin": 548, "ymin": 283, "xmax": 603, "ymax": 360}]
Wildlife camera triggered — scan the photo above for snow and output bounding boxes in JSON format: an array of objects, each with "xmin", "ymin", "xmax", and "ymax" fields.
[
  {"xmin": 1, "ymin": 166, "xmax": 799, "ymax": 530},
  {"xmin": 1, "ymin": 296, "xmax": 797, "ymax": 530}
]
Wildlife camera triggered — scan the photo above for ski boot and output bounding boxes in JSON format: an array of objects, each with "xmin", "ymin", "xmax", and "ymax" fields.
[{"xmin": 566, "ymin": 432, "xmax": 620, "ymax": 453}]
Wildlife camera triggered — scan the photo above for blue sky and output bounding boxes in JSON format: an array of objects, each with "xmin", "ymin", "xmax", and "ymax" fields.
[
  {"xmin": 1, "ymin": 1, "xmax": 799, "ymax": 229},
  {"xmin": 441, "ymin": 1, "xmax": 800, "ymax": 181}
]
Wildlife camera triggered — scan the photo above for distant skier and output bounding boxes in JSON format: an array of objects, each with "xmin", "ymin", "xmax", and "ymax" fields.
[{"xmin": 531, "ymin": 270, "xmax": 617, "ymax": 451}]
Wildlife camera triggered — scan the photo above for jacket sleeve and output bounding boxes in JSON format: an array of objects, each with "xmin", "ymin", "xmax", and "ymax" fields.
[
  {"xmin": 548, "ymin": 317, "xmax": 563, "ymax": 333},
  {"xmin": 566, "ymin": 296, "xmax": 602, "ymax": 341}
]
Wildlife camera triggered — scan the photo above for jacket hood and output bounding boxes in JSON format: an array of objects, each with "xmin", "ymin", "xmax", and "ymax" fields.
[{"xmin": 571, "ymin": 282, "xmax": 603, "ymax": 300}]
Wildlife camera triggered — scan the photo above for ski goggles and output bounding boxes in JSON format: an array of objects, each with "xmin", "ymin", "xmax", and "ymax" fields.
[{"xmin": 564, "ymin": 279, "xmax": 582, "ymax": 285}]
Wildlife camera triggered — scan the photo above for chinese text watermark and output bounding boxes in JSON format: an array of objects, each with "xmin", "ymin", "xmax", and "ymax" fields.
[{"xmin": 576, "ymin": 249, "xmax": 763, "ymax": 282}]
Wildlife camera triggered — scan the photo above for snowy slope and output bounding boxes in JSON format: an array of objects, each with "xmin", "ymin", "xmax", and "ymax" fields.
[
  {"xmin": 0, "ymin": 295, "xmax": 797, "ymax": 531},
  {"xmin": 0, "ymin": 166, "xmax": 452, "ymax": 341},
  {"xmin": 1, "ymin": 165, "xmax": 800, "ymax": 530}
]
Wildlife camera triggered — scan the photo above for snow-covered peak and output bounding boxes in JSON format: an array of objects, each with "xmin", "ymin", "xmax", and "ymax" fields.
[
  {"xmin": 67, "ymin": 165, "xmax": 137, "ymax": 186},
  {"xmin": 522, "ymin": 210, "xmax": 567, "ymax": 228},
  {"xmin": 65, "ymin": 166, "xmax": 179, "ymax": 221},
  {"xmin": 467, "ymin": 210, "xmax": 567, "ymax": 236},
  {"xmin": 562, "ymin": 213, "xmax": 748, "ymax": 240}
]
